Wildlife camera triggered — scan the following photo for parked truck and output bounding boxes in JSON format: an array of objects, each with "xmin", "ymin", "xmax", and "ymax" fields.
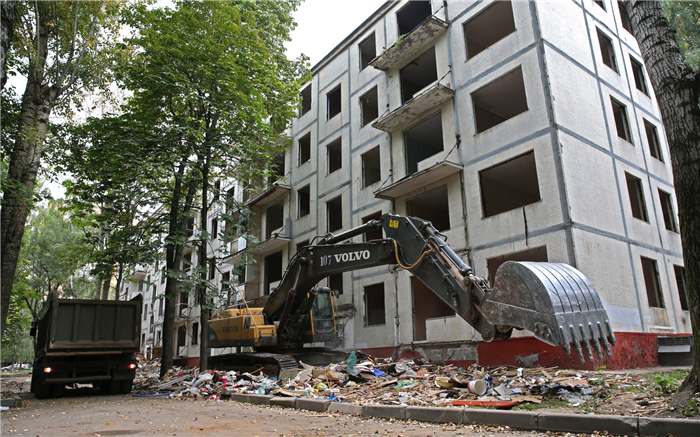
[{"xmin": 30, "ymin": 293, "xmax": 142, "ymax": 399}]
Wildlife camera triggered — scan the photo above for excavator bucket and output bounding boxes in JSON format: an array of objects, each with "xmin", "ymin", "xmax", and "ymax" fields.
[{"xmin": 482, "ymin": 261, "xmax": 616, "ymax": 363}]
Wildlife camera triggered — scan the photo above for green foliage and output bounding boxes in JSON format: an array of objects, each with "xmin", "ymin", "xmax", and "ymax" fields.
[
  {"xmin": 651, "ymin": 371, "xmax": 684, "ymax": 394},
  {"xmin": 662, "ymin": 1, "xmax": 700, "ymax": 69}
]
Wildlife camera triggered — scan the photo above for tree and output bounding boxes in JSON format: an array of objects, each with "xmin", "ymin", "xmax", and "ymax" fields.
[
  {"xmin": 122, "ymin": 0, "xmax": 308, "ymax": 374},
  {"xmin": 662, "ymin": 1, "xmax": 700, "ymax": 69},
  {"xmin": 627, "ymin": 1, "xmax": 700, "ymax": 406},
  {"xmin": 0, "ymin": 0, "xmax": 18, "ymax": 90},
  {"xmin": 1, "ymin": 0, "xmax": 126, "ymax": 338}
]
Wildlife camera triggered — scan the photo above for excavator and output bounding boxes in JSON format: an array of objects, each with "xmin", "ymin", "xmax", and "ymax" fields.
[{"xmin": 208, "ymin": 214, "xmax": 615, "ymax": 372}]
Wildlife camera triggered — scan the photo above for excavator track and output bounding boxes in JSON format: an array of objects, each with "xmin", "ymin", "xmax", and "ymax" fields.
[{"xmin": 209, "ymin": 352, "xmax": 299, "ymax": 375}]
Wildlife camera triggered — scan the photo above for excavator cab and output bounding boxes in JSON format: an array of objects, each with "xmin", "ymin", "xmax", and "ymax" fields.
[{"xmin": 301, "ymin": 287, "xmax": 339, "ymax": 343}]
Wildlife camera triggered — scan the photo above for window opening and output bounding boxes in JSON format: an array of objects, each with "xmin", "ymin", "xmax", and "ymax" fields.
[
  {"xmin": 487, "ymin": 246, "xmax": 548, "ymax": 285},
  {"xmin": 412, "ymin": 277, "xmax": 454, "ymax": 341},
  {"xmin": 296, "ymin": 240, "xmax": 309, "ymax": 254},
  {"xmin": 269, "ymin": 153, "xmax": 285, "ymax": 184},
  {"xmin": 297, "ymin": 185, "xmax": 310, "ymax": 218},
  {"xmin": 464, "ymin": 0, "xmax": 516, "ymax": 59},
  {"xmin": 179, "ymin": 290, "xmax": 189, "ymax": 317},
  {"xmin": 400, "ymin": 46, "xmax": 437, "ymax": 104},
  {"xmin": 644, "ymin": 120, "xmax": 663, "ymax": 161},
  {"xmin": 611, "ymin": 97, "xmax": 632, "ymax": 143},
  {"xmin": 327, "ymin": 85, "xmax": 341, "ymax": 120},
  {"xmin": 298, "ymin": 133, "xmax": 311, "ymax": 166},
  {"xmin": 641, "ymin": 256, "xmax": 664, "ymax": 308},
  {"xmin": 329, "ymin": 273, "xmax": 344, "ymax": 295},
  {"xmin": 364, "ymin": 283, "xmax": 386, "ymax": 326},
  {"xmin": 362, "ymin": 146, "xmax": 381, "ymax": 188},
  {"xmin": 326, "ymin": 137, "xmax": 342, "ymax": 174},
  {"xmin": 404, "ymin": 112, "xmax": 443, "ymax": 175},
  {"xmin": 480, "ymin": 151, "xmax": 541, "ymax": 217},
  {"xmin": 658, "ymin": 189, "xmax": 678, "ymax": 232},
  {"xmin": 326, "ymin": 195, "xmax": 343, "ymax": 233},
  {"xmin": 300, "ymin": 84, "xmax": 312, "ymax": 116},
  {"xmin": 264, "ymin": 251, "xmax": 283, "ymax": 295},
  {"xmin": 406, "ymin": 184, "xmax": 450, "ymax": 231},
  {"xmin": 208, "ymin": 258, "xmax": 216, "ymax": 280},
  {"xmin": 211, "ymin": 218, "xmax": 218, "ymax": 240},
  {"xmin": 397, "ymin": 1, "xmax": 432, "ymax": 37},
  {"xmin": 182, "ymin": 253, "xmax": 192, "ymax": 273},
  {"xmin": 625, "ymin": 172, "xmax": 649, "ymax": 222},
  {"xmin": 177, "ymin": 326, "xmax": 187, "ymax": 348},
  {"xmin": 359, "ymin": 33, "xmax": 376, "ymax": 70},
  {"xmin": 221, "ymin": 272, "xmax": 231, "ymax": 306},
  {"xmin": 594, "ymin": 1, "xmax": 606, "ymax": 10},
  {"xmin": 185, "ymin": 216, "xmax": 194, "ymax": 238},
  {"xmin": 630, "ymin": 56, "xmax": 648, "ymax": 95},
  {"xmin": 266, "ymin": 201, "xmax": 284, "ymax": 239},
  {"xmin": 472, "ymin": 67, "xmax": 528, "ymax": 133},
  {"xmin": 597, "ymin": 28, "xmax": 618, "ymax": 72},
  {"xmin": 618, "ymin": 1, "xmax": 632, "ymax": 33},
  {"xmin": 362, "ymin": 211, "xmax": 383, "ymax": 241},
  {"xmin": 674, "ymin": 265, "xmax": 689, "ymax": 311},
  {"xmin": 191, "ymin": 322, "xmax": 199, "ymax": 345},
  {"xmin": 360, "ymin": 86, "xmax": 379, "ymax": 127},
  {"xmin": 143, "ymin": 303, "xmax": 148, "ymax": 321}
]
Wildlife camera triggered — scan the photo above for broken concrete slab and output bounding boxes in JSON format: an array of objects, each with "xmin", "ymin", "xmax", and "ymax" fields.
[
  {"xmin": 405, "ymin": 406, "xmax": 463, "ymax": 424},
  {"xmin": 296, "ymin": 398, "xmax": 330, "ymax": 412},
  {"xmin": 361, "ymin": 405, "xmax": 406, "ymax": 420},
  {"xmin": 328, "ymin": 402, "xmax": 361, "ymax": 415},
  {"xmin": 638, "ymin": 417, "xmax": 700, "ymax": 437},
  {"xmin": 245, "ymin": 394, "xmax": 271, "ymax": 405},
  {"xmin": 539, "ymin": 412, "xmax": 637, "ymax": 436},
  {"xmin": 270, "ymin": 396, "xmax": 297, "ymax": 409},
  {"xmin": 0, "ymin": 398, "xmax": 22, "ymax": 408},
  {"xmin": 463, "ymin": 409, "xmax": 537, "ymax": 430}
]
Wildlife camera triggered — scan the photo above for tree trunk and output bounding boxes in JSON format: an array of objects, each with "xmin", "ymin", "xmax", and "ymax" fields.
[
  {"xmin": 1, "ymin": 77, "xmax": 55, "ymax": 339},
  {"xmin": 0, "ymin": 0, "xmax": 17, "ymax": 90},
  {"xmin": 115, "ymin": 264, "xmax": 124, "ymax": 301},
  {"xmin": 198, "ymin": 154, "xmax": 210, "ymax": 371},
  {"xmin": 628, "ymin": 0, "xmax": 700, "ymax": 405},
  {"xmin": 100, "ymin": 278, "xmax": 111, "ymax": 300}
]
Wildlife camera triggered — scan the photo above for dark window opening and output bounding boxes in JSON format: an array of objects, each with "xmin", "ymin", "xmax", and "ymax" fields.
[
  {"xmin": 177, "ymin": 326, "xmax": 187, "ymax": 348},
  {"xmin": 161, "ymin": 266, "xmax": 166, "ymax": 284},
  {"xmin": 185, "ymin": 216, "xmax": 195, "ymax": 238},
  {"xmin": 300, "ymin": 84, "xmax": 312, "ymax": 116},
  {"xmin": 360, "ymin": 86, "xmax": 379, "ymax": 127},
  {"xmin": 595, "ymin": 1, "xmax": 606, "ymax": 10},
  {"xmin": 362, "ymin": 146, "xmax": 381, "ymax": 188},
  {"xmin": 630, "ymin": 56, "xmax": 648, "ymax": 95},
  {"xmin": 182, "ymin": 253, "xmax": 192, "ymax": 273},
  {"xmin": 364, "ymin": 283, "xmax": 386, "ymax": 326},
  {"xmin": 236, "ymin": 265, "xmax": 246, "ymax": 285},
  {"xmin": 359, "ymin": 33, "xmax": 376, "ymax": 70},
  {"xmin": 658, "ymin": 189, "xmax": 678, "ymax": 233},
  {"xmin": 487, "ymin": 246, "xmax": 548, "ymax": 285},
  {"xmin": 618, "ymin": 1, "xmax": 632, "ymax": 33},
  {"xmin": 407, "ymin": 184, "xmax": 450, "ymax": 231},
  {"xmin": 327, "ymin": 85, "xmax": 342, "ymax": 120},
  {"xmin": 179, "ymin": 290, "xmax": 189, "ymax": 317},
  {"xmin": 143, "ymin": 303, "xmax": 148, "ymax": 321},
  {"xmin": 214, "ymin": 181, "xmax": 221, "ymax": 202},
  {"xmin": 597, "ymin": 29, "xmax": 618, "ymax": 72},
  {"xmin": 298, "ymin": 133, "xmax": 311, "ymax": 166},
  {"xmin": 326, "ymin": 196, "xmax": 343, "ymax": 233},
  {"xmin": 611, "ymin": 97, "xmax": 632, "ymax": 143},
  {"xmin": 329, "ymin": 273, "xmax": 344, "ymax": 295},
  {"xmin": 297, "ymin": 185, "xmax": 310, "ymax": 218},
  {"xmin": 269, "ymin": 153, "xmax": 285, "ymax": 184},
  {"xmin": 208, "ymin": 258, "xmax": 216, "ymax": 280},
  {"xmin": 266, "ymin": 201, "xmax": 284, "ymax": 239},
  {"xmin": 363, "ymin": 211, "xmax": 383, "ymax": 241},
  {"xmin": 296, "ymin": 240, "xmax": 309, "ymax": 254},
  {"xmin": 625, "ymin": 172, "xmax": 649, "ymax": 222},
  {"xmin": 222, "ymin": 271, "xmax": 231, "ymax": 306},
  {"xmin": 264, "ymin": 251, "xmax": 283, "ymax": 295},
  {"xmin": 400, "ymin": 46, "xmax": 437, "ymax": 104},
  {"xmin": 327, "ymin": 137, "xmax": 342, "ymax": 174},
  {"xmin": 211, "ymin": 218, "xmax": 218, "ymax": 240},
  {"xmin": 404, "ymin": 112, "xmax": 443, "ymax": 175},
  {"xmin": 480, "ymin": 151, "xmax": 541, "ymax": 217},
  {"xmin": 226, "ymin": 187, "xmax": 235, "ymax": 215},
  {"xmin": 473, "ymin": 67, "xmax": 528, "ymax": 133},
  {"xmin": 464, "ymin": 0, "xmax": 516, "ymax": 59},
  {"xmin": 191, "ymin": 322, "xmax": 199, "ymax": 345},
  {"xmin": 412, "ymin": 277, "xmax": 454, "ymax": 341},
  {"xmin": 644, "ymin": 120, "xmax": 663, "ymax": 161},
  {"xmin": 641, "ymin": 256, "xmax": 664, "ymax": 308},
  {"xmin": 397, "ymin": 1, "xmax": 432, "ymax": 37},
  {"xmin": 674, "ymin": 265, "xmax": 689, "ymax": 311}
]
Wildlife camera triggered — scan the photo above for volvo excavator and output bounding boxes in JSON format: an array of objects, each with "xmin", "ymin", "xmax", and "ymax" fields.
[{"xmin": 208, "ymin": 214, "xmax": 616, "ymax": 373}]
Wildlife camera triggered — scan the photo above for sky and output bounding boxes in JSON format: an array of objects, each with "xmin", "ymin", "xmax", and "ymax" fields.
[{"xmin": 286, "ymin": 0, "xmax": 387, "ymax": 67}]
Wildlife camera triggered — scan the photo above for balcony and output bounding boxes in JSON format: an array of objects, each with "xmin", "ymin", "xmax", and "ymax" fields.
[
  {"xmin": 374, "ymin": 161, "xmax": 462, "ymax": 200},
  {"xmin": 369, "ymin": 16, "xmax": 448, "ymax": 71},
  {"xmin": 223, "ymin": 220, "xmax": 290, "ymax": 265},
  {"xmin": 372, "ymin": 83, "xmax": 454, "ymax": 132},
  {"xmin": 246, "ymin": 182, "xmax": 291, "ymax": 208}
]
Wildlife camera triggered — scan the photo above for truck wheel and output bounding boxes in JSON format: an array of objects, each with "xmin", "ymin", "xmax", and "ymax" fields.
[
  {"xmin": 51, "ymin": 384, "xmax": 66, "ymax": 398},
  {"xmin": 119, "ymin": 380, "xmax": 133, "ymax": 394},
  {"xmin": 34, "ymin": 383, "xmax": 52, "ymax": 399}
]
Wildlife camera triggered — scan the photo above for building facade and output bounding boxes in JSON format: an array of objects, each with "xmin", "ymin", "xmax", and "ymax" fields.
[{"xmin": 128, "ymin": 0, "xmax": 692, "ymax": 368}]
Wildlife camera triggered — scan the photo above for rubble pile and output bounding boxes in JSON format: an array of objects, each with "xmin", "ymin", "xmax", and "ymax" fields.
[{"xmin": 132, "ymin": 352, "xmax": 675, "ymax": 414}]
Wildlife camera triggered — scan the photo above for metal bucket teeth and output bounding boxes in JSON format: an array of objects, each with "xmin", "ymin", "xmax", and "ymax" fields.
[{"xmin": 482, "ymin": 261, "xmax": 616, "ymax": 363}]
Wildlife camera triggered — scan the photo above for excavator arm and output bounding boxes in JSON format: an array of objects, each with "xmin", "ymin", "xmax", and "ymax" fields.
[{"xmin": 259, "ymin": 214, "xmax": 615, "ymax": 363}]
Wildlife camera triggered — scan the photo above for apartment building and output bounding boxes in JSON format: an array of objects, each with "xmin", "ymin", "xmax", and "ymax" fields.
[{"xmin": 128, "ymin": 0, "xmax": 692, "ymax": 368}]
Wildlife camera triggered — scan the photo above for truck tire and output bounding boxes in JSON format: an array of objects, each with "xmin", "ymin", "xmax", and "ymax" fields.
[
  {"xmin": 34, "ymin": 382, "xmax": 52, "ymax": 399},
  {"xmin": 119, "ymin": 379, "xmax": 133, "ymax": 394},
  {"xmin": 51, "ymin": 384, "xmax": 66, "ymax": 398}
]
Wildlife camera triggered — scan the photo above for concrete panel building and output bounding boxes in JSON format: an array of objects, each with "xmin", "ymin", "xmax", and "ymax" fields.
[{"xmin": 127, "ymin": 0, "xmax": 692, "ymax": 369}]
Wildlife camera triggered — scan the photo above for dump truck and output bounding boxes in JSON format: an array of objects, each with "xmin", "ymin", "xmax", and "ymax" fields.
[
  {"xmin": 30, "ymin": 293, "xmax": 142, "ymax": 399},
  {"xmin": 209, "ymin": 214, "xmax": 616, "ymax": 372}
]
